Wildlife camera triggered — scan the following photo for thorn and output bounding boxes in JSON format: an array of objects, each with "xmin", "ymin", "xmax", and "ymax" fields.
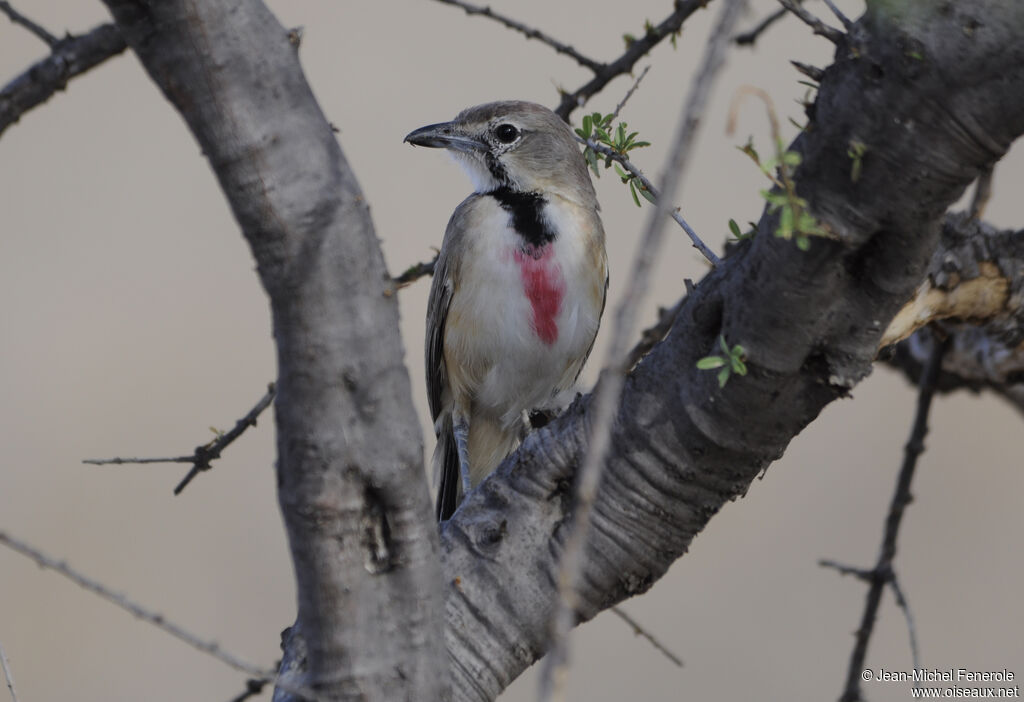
[{"xmin": 791, "ymin": 60, "xmax": 824, "ymax": 82}]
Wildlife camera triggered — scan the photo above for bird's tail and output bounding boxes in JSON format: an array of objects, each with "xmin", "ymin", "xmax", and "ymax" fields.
[
  {"xmin": 434, "ymin": 412, "xmax": 521, "ymax": 522},
  {"xmin": 433, "ymin": 413, "xmax": 460, "ymax": 522}
]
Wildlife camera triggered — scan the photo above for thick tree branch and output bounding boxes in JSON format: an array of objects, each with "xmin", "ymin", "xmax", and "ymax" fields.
[
  {"xmin": 99, "ymin": 1, "xmax": 443, "ymax": 699},
  {"xmin": 439, "ymin": 4, "xmax": 1024, "ymax": 699},
  {"xmin": 0, "ymin": 23, "xmax": 126, "ymax": 137},
  {"xmin": 554, "ymin": 0, "xmax": 713, "ymax": 121}
]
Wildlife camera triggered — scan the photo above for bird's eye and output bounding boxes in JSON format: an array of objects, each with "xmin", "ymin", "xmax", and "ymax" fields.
[{"xmin": 494, "ymin": 124, "xmax": 520, "ymax": 144}]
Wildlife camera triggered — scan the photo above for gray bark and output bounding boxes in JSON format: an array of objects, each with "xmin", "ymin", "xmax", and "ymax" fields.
[
  {"xmin": 78, "ymin": 0, "xmax": 1024, "ymax": 700},
  {"xmin": 99, "ymin": 1, "xmax": 445, "ymax": 699}
]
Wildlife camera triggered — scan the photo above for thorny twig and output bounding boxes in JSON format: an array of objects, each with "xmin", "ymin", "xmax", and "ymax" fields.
[
  {"xmin": 554, "ymin": 0, "xmax": 712, "ymax": 121},
  {"xmin": 820, "ymin": 331, "xmax": 947, "ymax": 702},
  {"xmin": 582, "ymin": 137, "xmax": 720, "ymax": 265},
  {"xmin": 538, "ymin": 2, "xmax": 748, "ymax": 700},
  {"xmin": 775, "ymin": 0, "xmax": 844, "ymax": 44},
  {"xmin": 610, "ymin": 65, "xmax": 651, "ymax": 121},
  {"xmin": 0, "ymin": 0, "xmax": 58, "ymax": 47},
  {"xmin": 0, "ymin": 22, "xmax": 127, "ymax": 137},
  {"xmin": 431, "ymin": 0, "xmax": 603, "ymax": 73},
  {"xmin": 392, "ymin": 254, "xmax": 438, "ymax": 289},
  {"xmin": 734, "ymin": 4, "xmax": 793, "ymax": 46},
  {"xmin": 610, "ymin": 606, "xmax": 684, "ymax": 668},
  {"xmin": 0, "ymin": 531, "xmax": 277, "ymax": 682},
  {"xmin": 84, "ymin": 383, "xmax": 276, "ymax": 495}
]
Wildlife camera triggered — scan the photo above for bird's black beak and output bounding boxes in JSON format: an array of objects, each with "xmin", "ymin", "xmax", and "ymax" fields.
[{"xmin": 404, "ymin": 122, "xmax": 484, "ymax": 153}]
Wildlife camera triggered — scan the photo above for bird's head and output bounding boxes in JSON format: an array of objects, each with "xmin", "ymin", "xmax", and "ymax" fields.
[{"xmin": 404, "ymin": 100, "xmax": 597, "ymax": 208}]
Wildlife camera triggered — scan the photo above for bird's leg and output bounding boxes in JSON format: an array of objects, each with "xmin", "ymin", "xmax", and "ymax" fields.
[{"xmin": 453, "ymin": 417, "xmax": 473, "ymax": 494}]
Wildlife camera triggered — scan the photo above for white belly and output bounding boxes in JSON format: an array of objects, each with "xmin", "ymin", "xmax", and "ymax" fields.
[{"xmin": 444, "ymin": 196, "xmax": 605, "ymax": 428}]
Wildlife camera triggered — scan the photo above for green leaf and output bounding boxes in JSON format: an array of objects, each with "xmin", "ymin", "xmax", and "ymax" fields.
[
  {"xmin": 613, "ymin": 164, "xmax": 628, "ymax": 181},
  {"xmin": 696, "ymin": 355, "xmax": 726, "ymax": 370},
  {"xmin": 778, "ymin": 204, "xmax": 794, "ymax": 238},
  {"xmin": 732, "ymin": 357, "xmax": 748, "ymax": 375},
  {"xmin": 717, "ymin": 367, "xmax": 731, "ymax": 388},
  {"xmin": 796, "ymin": 235, "xmax": 811, "ymax": 251},
  {"xmin": 581, "ymin": 114, "xmax": 592, "ymax": 138},
  {"xmin": 629, "ymin": 179, "xmax": 641, "ymax": 207},
  {"xmin": 638, "ymin": 185, "xmax": 657, "ymax": 204},
  {"xmin": 585, "ymin": 148, "xmax": 600, "ymax": 177},
  {"xmin": 718, "ymin": 335, "xmax": 730, "ymax": 355},
  {"xmin": 728, "ymin": 219, "xmax": 742, "ymax": 238},
  {"xmin": 781, "ymin": 150, "xmax": 802, "ymax": 167}
]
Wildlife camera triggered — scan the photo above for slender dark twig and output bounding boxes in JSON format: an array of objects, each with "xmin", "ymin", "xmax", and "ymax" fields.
[
  {"xmin": 581, "ymin": 138, "xmax": 720, "ymax": 265},
  {"xmin": 609, "ymin": 606, "xmax": 684, "ymax": 668},
  {"xmin": 0, "ymin": 22, "xmax": 126, "ymax": 137},
  {"xmin": 821, "ymin": 0, "xmax": 853, "ymax": 29},
  {"xmin": 392, "ymin": 254, "xmax": 438, "ymax": 289},
  {"xmin": 887, "ymin": 573, "xmax": 921, "ymax": 675},
  {"xmin": 0, "ymin": 531, "xmax": 277, "ymax": 681},
  {"xmin": 84, "ymin": 383, "xmax": 277, "ymax": 495},
  {"xmin": 610, "ymin": 65, "xmax": 651, "ymax": 121},
  {"xmin": 821, "ymin": 331, "xmax": 947, "ymax": 702},
  {"xmin": 775, "ymin": 0, "xmax": 844, "ymax": 44},
  {"xmin": 539, "ymin": 2, "xmax": 748, "ymax": 699},
  {"xmin": 734, "ymin": 5, "xmax": 789, "ymax": 46},
  {"xmin": 0, "ymin": 1, "xmax": 59, "ymax": 47},
  {"xmin": 227, "ymin": 678, "xmax": 269, "ymax": 702},
  {"xmin": 554, "ymin": 0, "xmax": 712, "ymax": 121},
  {"xmin": 431, "ymin": 0, "xmax": 603, "ymax": 73},
  {"xmin": 625, "ymin": 295, "xmax": 687, "ymax": 369}
]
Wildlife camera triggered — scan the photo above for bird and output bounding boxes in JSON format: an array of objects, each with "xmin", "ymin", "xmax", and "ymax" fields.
[{"xmin": 404, "ymin": 100, "xmax": 608, "ymax": 521}]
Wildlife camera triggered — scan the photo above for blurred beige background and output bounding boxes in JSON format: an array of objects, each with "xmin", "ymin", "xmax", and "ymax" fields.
[{"xmin": 1, "ymin": 1, "xmax": 1021, "ymax": 700}]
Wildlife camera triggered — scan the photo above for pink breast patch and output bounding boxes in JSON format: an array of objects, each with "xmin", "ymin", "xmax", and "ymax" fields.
[{"xmin": 514, "ymin": 245, "xmax": 565, "ymax": 345}]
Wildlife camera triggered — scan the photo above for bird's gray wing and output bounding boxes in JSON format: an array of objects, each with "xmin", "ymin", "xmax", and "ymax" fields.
[{"xmin": 426, "ymin": 203, "xmax": 472, "ymax": 520}]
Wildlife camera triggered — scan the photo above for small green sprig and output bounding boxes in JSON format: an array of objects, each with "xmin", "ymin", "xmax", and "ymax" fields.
[
  {"xmin": 696, "ymin": 335, "xmax": 748, "ymax": 388},
  {"xmin": 738, "ymin": 136, "xmax": 827, "ymax": 251},
  {"xmin": 576, "ymin": 112, "xmax": 652, "ymax": 206}
]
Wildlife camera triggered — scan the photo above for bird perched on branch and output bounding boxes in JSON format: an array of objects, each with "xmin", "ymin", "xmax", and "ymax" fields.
[{"xmin": 405, "ymin": 101, "xmax": 608, "ymax": 521}]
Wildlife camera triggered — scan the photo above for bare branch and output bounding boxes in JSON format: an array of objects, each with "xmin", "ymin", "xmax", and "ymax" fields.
[
  {"xmin": 609, "ymin": 606, "xmax": 684, "ymax": 668},
  {"xmin": 887, "ymin": 573, "xmax": 922, "ymax": 676},
  {"xmin": 554, "ymin": 0, "xmax": 712, "ymax": 120},
  {"xmin": 84, "ymin": 383, "xmax": 276, "ymax": 495},
  {"xmin": 0, "ymin": 23, "xmax": 126, "ymax": 137},
  {"xmin": 431, "ymin": 0, "xmax": 603, "ymax": 73},
  {"xmin": 824, "ymin": 332, "xmax": 947, "ymax": 702},
  {"xmin": 0, "ymin": 531, "xmax": 278, "ymax": 683},
  {"xmin": 582, "ymin": 137, "xmax": 720, "ymax": 265},
  {"xmin": 539, "ymin": 2, "xmax": 748, "ymax": 699},
  {"xmin": 775, "ymin": 0, "xmax": 844, "ymax": 44},
  {"xmin": 0, "ymin": 643, "xmax": 18, "ymax": 702},
  {"xmin": 0, "ymin": 1, "xmax": 58, "ymax": 47},
  {"xmin": 734, "ymin": 5, "xmax": 789, "ymax": 46},
  {"xmin": 391, "ymin": 253, "xmax": 438, "ymax": 289},
  {"xmin": 821, "ymin": 0, "xmax": 854, "ymax": 29},
  {"xmin": 610, "ymin": 65, "xmax": 650, "ymax": 121}
]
